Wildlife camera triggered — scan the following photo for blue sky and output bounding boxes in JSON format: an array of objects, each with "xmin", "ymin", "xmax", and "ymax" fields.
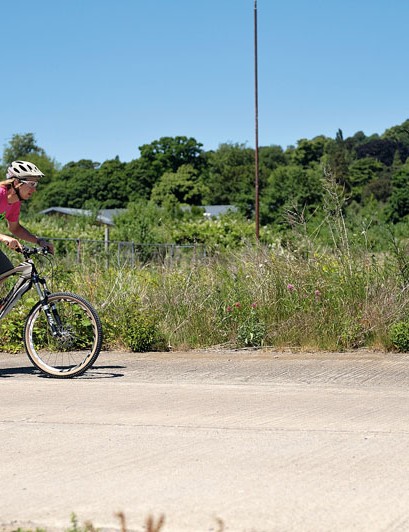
[{"xmin": 1, "ymin": 0, "xmax": 408, "ymax": 165}]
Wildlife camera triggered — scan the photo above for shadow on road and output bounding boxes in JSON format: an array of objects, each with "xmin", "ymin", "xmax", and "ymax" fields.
[
  {"xmin": 0, "ymin": 365, "xmax": 126, "ymax": 379},
  {"xmin": 76, "ymin": 365, "xmax": 126, "ymax": 379},
  {"xmin": 0, "ymin": 365, "xmax": 37, "ymax": 377}
]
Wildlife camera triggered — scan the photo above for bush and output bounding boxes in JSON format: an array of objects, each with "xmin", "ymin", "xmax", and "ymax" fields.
[
  {"xmin": 120, "ymin": 308, "xmax": 167, "ymax": 352},
  {"xmin": 225, "ymin": 302, "xmax": 266, "ymax": 347},
  {"xmin": 390, "ymin": 321, "xmax": 409, "ymax": 352},
  {"xmin": 0, "ymin": 296, "xmax": 37, "ymax": 353}
]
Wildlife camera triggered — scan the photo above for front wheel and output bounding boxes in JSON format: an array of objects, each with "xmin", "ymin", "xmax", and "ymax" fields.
[{"xmin": 23, "ymin": 292, "xmax": 103, "ymax": 378}]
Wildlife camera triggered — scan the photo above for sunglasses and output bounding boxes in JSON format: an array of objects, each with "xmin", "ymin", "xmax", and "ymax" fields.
[{"xmin": 19, "ymin": 180, "xmax": 38, "ymax": 188}]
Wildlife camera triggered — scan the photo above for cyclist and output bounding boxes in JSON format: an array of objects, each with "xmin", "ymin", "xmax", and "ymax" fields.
[{"xmin": 0, "ymin": 160, "xmax": 54, "ymax": 274}]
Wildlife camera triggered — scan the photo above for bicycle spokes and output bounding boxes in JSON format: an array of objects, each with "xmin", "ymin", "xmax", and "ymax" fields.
[{"xmin": 23, "ymin": 292, "xmax": 102, "ymax": 378}]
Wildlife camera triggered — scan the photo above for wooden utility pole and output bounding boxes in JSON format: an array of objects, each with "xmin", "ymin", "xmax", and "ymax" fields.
[{"xmin": 254, "ymin": 0, "xmax": 260, "ymax": 240}]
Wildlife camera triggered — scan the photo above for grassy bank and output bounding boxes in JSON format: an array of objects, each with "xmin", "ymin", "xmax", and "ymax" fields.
[{"xmin": 1, "ymin": 239, "xmax": 409, "ymax": 354}]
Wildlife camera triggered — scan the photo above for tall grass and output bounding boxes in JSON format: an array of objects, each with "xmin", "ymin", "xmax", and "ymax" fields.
[
  {"xmin": 0, "ymin": 237, "xmax": 408, "ymax": 353},
  {"xmin": 58, "ymin": 238, "xmax": 407, "ymax": 353}
]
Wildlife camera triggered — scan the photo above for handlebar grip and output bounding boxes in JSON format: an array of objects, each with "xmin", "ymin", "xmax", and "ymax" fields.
[{"xmin": 20, "ymin": 246, "xmax": 50, "ymax": 257}]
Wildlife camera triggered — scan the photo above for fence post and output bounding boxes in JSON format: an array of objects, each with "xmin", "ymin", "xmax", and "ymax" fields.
[
  {"xmin": 76, "ymin": 239, "xmax": 81, "ymax": 263},
  {"xmin": 105, "ymin": 226, "xmax": 110, "ymax": 269}
]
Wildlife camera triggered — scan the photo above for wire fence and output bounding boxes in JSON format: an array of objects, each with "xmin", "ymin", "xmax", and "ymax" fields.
[{"xmin": 46, "ymin": 237, "xmax": 207, "ymax": 268}]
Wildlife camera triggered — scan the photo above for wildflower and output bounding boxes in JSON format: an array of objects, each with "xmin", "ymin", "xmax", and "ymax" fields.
[
  {"xmin": 234, "ymin": 302, "xmax": 241, "ymax": 308},
  {"xmin": 251, "ymin": 302, "xmax": 257, "ymax": 308},
  {"xmin": 287, "ymin": 283, "xmax": 295, "ymax": 292},
  {"xmin": 315, "ymin": 289, "xmax": 321, "ymax": 300},
  {"xmin": 226, "ymin": 306, "xmax": 232, "ymax": 312}
]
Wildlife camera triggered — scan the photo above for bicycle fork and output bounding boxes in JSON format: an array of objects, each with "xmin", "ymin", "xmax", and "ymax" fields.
[{"xmin": 32, "ymin": 275, "xmax": 62, "ymax": 337}]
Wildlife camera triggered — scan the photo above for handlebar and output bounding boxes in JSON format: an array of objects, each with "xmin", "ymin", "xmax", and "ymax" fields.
[{"xmin": 20, "ymin": 246, "xmax": 51, "ymax": 259}]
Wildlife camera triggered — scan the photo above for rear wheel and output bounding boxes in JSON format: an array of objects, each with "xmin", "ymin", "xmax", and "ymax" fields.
[{"xmin": 23, "ymin": 292, "xmax": 102, "ymax": 378}]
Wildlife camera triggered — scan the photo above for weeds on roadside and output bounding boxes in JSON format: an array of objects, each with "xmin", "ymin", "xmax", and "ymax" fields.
[
  {"xmin": 10, "ymin": 511, "xmax": 228, "ymax": 532},
  {"xmin": 2, "ymin": 240, "xmax": 407, "ymax": 353}
]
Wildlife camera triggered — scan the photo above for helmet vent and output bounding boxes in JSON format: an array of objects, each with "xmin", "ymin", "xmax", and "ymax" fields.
[{"xmin": 7, "ymin": 160, "xmax": 44, "ymax": 179}]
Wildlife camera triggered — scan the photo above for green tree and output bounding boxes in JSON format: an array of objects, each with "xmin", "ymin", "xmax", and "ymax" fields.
[
  {"xmin": 258, "ymin": 145, "xmax": 288, "ymax": 195},
  {"xmin": 204, "ymin": 143, "xmax": 255, "ymax": 210},
  {"xmin": 260, "ymin": 164, "xmax": 323, "ymax": 226},
  {"xmin": 35, "ymin": 160, "xmax": 98, "ymax": 209},
  {"xmin": 2, "ymin": 133, "xmax": 45, "ymax": 165},
  {"xmin": 112, "ymin": 200, "xmax": 172, "ymax": 244},
  {"xmin": 126, "ymin": 136, "xmax": 206, "ymax": 202},
  {"xmin": 150, "ymin": 164, "xmax": 208, "ymax": 207},
  {"xmin": 259, "ymin": 145, "xmax": 287, "ymax": 172},
  {"xmin": 95, "ymin": 158, "xmax": 129, "ymax": 208},
  {"xmin": 344, "ymin": 130, "xmax": 368, "ymax": 153},
  {"xmin": 292, "ymin": 136, "xmax": 328, "ymax": 168},
  {"xmin": 139, "ymin": 136, "xmax": 204, "ymax": 174},
  {"xmin": 362, "ymin": 176, "xmax": 392, "ymax": 203},
  {"xmin": 348, "ymin": 158, "xmax": 387, "ymax": 202},
  {"xmin": 386, "ymin": 162, "xmax": 409, "ymax": 222},
  {"xmin": 323, "ymin": 129, "xmax": 350, "ymax": 186},
  {"xmin": 35, "ymin": 158, "xmax": 131, "ymax": 210},
  {"xmin": 382, "ymin": 119, "xmax": 409, "ymax": 163},
  {"xmin": 123, "ymin": 158, "xmax": 155, "ymax": 201},
  {"xmin": 355, "ymin": 138, "xmax": 400, "ymax": 167}
]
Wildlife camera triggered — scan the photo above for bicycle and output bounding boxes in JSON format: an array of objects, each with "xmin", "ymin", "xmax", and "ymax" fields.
[{"xmin": 0, "ymin": 246, "xmax": 102, "ymax": 378}]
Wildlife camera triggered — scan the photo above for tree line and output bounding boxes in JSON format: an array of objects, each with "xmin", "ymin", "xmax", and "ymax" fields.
[{"xmin": 2, "ymin": 120, "xmax": 409, "ymax": 245}]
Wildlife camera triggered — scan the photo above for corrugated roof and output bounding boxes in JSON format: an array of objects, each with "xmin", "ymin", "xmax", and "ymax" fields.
[
  {"xmin": 202, "ymin": 205, "xmax": 237, "ymax": 217},
  {"xmin": 40, "ymin": 205, "xmax": 237, "ymax": 225},
  {"xmin": 39, "ymin": 207, "xmax": 126, "ymax": 226}
]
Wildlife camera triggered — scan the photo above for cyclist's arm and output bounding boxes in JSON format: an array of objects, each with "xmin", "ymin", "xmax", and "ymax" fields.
[{"xmin": 8, "ymin": 221, "xmax": 54, "ymax": 253}]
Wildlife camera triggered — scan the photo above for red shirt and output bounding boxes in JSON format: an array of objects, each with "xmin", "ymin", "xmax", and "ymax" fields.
[{"xmin": 0, "ymin": 186, "xmax": 20, "ymax": 223}]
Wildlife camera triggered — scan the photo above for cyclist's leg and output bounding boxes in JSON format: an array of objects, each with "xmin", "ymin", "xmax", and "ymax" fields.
[
  {"xmin": 0, "ymin": 251, "xmax": 14, "ymax": 304},
  {"xmin": 0, "ymin": 250, "xmax": 13, "ymax": 275}
]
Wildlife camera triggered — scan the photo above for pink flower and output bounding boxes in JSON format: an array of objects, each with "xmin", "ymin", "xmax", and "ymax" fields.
[
  {"xmin": 287, "ymin": 283, "xmax": 295, "ymax": 292},
  {"xmin": 226, "ymin": 306, "xmax": 232, "ymax": 312},
  {"xmin": 234, "ymin": 302, "xmax": 241, "ymax": 308},
  {"xmin": 251, "ymin": 302, "xmax": 257, "ymax": 308},
  {"xmin": 315, "ymin": 289, "xmax": 321, "ymax": 299}
]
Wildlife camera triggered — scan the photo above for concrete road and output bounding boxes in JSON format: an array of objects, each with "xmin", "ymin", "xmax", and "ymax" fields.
[{"xmin": 1, "ymin": 349, "xmax": 409, "ymax": 532}]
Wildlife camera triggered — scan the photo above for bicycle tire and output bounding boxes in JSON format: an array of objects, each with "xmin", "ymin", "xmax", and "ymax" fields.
[{"xmin": 23, "ymin": 292, "xmax": 103, "ymax": 378}]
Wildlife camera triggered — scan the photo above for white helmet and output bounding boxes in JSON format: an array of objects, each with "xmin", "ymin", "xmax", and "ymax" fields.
[{"xmin": 7, "ymin": 160, "xmax": 44, "ymax": 180}]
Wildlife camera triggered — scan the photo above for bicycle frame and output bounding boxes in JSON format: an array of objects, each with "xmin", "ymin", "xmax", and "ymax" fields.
[{"xmin": 0, "ymin": 256, "xmax": 49, "ymax": 320}]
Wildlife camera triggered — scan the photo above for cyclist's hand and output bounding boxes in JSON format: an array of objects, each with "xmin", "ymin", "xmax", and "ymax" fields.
[
  {"xmin": 4, "ymin": 236, "xmax": 22, "ymax": 252},
  {"xmin": 45, "ymin": 242, "xmax": 54, "ymax": 255},
  {"xmin": 37, "ymin": 238, "xmax": 54, "ymax": 254}
]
